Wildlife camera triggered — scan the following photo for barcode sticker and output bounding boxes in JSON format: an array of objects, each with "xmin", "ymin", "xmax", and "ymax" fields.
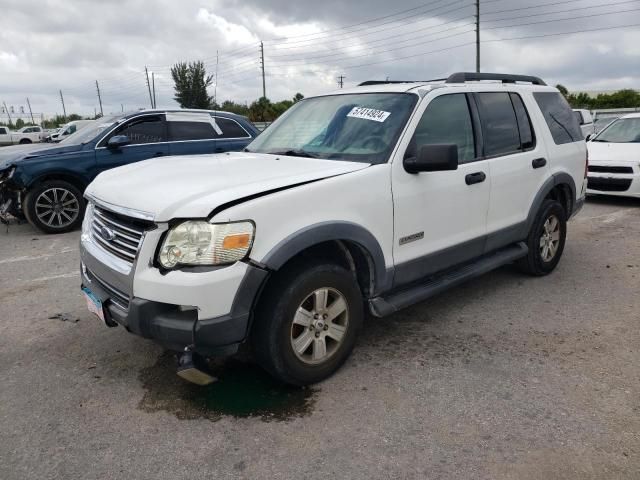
[{"xmin": 346, "ymin": 107, "xmax": 391, "ymax": 123}]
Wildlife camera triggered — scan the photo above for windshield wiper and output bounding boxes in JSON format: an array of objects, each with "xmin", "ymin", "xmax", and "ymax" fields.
[{"xmin": 270, "ymin": 149, "xmax": 318, "ymax": 158}]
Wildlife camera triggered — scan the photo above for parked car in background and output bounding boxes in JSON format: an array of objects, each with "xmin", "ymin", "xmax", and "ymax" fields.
[
  {"xmin": 587, "ymin": 113, "xmax": 640, "ymax": 198},
  {"xmin": 0, "ymin": 125, "xmax": 46, "ymax": 145},
  {"xmin": 573, "ymin": 109, "xmax": 594, "ymax": 138},
  {"xmin": 79, "ymin": 73, "xmax": 587, "ymax": 386},
  {"xmin": 0, "ymin": 109, "xmax": 259, "ymax": 232},
  {"xmin": 46, "ymin": 120, "xmax": 94, "ymax": 142},
  {"xmin": 593, "ymin": 115, "xmax": 619, "ymax": 134}
]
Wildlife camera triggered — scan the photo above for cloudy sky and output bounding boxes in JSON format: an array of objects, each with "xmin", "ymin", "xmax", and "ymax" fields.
[{"xmin": 1, "ymin": 0, "xmax": 639, "ymax": 119}]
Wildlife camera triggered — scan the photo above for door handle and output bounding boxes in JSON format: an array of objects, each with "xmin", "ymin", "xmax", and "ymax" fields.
[
  {"xmin": 532, "ymin": 157, "xmax": 547, "ymax": 169},
  {"xmin": 465, "ymin": 172, "xmax": 486, "ymax": 185}
]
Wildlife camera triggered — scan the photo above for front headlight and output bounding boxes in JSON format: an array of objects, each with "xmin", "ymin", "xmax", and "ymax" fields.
[
  {"xmin": 80, "ymin": 202, "xmax": 94, "ymax": 242},
  {"xmin": 0, "ymin": 166, "xmax": 16, "ymax": 184},
  {"xmin": 158, "ymin": 220, "xmax": 254, "ymax": 268}
]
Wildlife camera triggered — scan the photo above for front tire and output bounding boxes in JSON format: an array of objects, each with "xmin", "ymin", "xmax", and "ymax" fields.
[
  {"xmin": 24, "ymin": 180, "xmax": 85, "ymax": 234},
  {"xmin": 517, "ymin": 199, "xmax": 567, "ymax": 276},
  {"xmin": 252, "ymin": 261, "xmax": 363, "ymax": 386}
]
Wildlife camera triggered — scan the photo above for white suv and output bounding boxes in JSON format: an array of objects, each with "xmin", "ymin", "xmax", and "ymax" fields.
[{"xmin": 80, "ymin": 73, "xmax": 587, "ymax": 385}]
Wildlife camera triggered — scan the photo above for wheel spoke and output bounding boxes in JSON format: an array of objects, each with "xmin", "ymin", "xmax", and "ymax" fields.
[
  {"xmin": 541, "ymin": 244, "xmax": 549, "ymax": 261},
  {"xmin": 293, "ymin": 330, "xmax": 314, "ymax": 355},
  {"xmin": 539, "ymin": 236, "xmax": 546, "ymax": 248},
  {"xmin": 548, "ymin": 242, "xmax": 557, "ymax": 258},
  {"xmin": 549, "ymin": 216, "xmax": 558, "ymax": 232},
  {"xmin": 60, "ymin": 210, "xmax": 73, "ymax": 222},
  {"xmin": 52, "ymin": 189, "xmax": 59, "ymax": 202},
  {"xmin": 293, "ymin": 307, "xmax": 313, "ymax": 328},
  {"xmin": 326, "ymin": 323, "xmax": 346, "ymax": 342},
  {"xmin": 40, "ymin": 192, "xmax": 52, "ymax": 203},
  {"xmin": 313, "ymin": 288, "xmax": 329, "ymax": 312},
  {"xmin": 312, "ymin": 337, "xmax": 327, "ymax": 361},
  {"xmin": 325, "ymin": 296, "xmax": 347, "ymax": 322},
  {"xmin": 60, "ymin": 190, "xmax": 69, "ymax": 202},
  {"xmin": 551, "ymin": 230, "xmax": 560, "ymax": 241}
]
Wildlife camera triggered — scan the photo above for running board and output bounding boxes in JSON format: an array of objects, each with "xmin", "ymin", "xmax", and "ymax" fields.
[{"xmin": 369, "ymin": 242, "xmax": 528, "ymax": 317}]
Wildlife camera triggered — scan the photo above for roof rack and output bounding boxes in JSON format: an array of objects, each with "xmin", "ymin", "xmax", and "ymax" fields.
[
  {"xmin": 445, "ymin": 72, "xmax": 547, "ymax": 86},
  {"xmin": 358, "ymin": 80, "xmax": 443, "ymax": 86}
]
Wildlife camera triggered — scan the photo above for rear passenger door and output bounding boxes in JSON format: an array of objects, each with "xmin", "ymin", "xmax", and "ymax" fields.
[
  {"xmin": 214, "ymin": 116, "xmax": 254, "ymax": 152},
  {"xmin": 475, "ymin": 91, "xmax": 549, "ymax": 251},
  {"xmin": 167, "ymin": 112, "xmax": 218, "ymax": 156}
]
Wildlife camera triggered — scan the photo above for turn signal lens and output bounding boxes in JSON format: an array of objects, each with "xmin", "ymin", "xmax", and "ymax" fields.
[{"xmin": 222, "ymin": 233, "xmax": 251, "ymax": 250}]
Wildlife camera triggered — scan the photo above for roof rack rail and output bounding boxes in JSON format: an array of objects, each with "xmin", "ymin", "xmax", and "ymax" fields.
[
  {"xmin": 445, "ymin": 72, "xmax": 547, "ymax": 86},
  {"xmin": 358, "ymin": 78, "xmax": 446, "ymax": 86}
]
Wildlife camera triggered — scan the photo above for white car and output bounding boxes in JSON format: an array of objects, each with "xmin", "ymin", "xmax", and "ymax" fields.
[
  {"xmin": 573, "ymin": 109, "xmax": 594, "ymax": 139},
  {"xmin": 587, "ymin": 113, "xmax": 640, "ymax": 198},
  {"xmin": 47, "ymin": 120, "xmax": 93, "ymax": 142},
  {"xmin": 80, "ymin": 72, "xmax": 587, "ymax": 386}
]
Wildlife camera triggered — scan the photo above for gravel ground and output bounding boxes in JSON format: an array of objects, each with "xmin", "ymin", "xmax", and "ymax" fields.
[{"xmin": 0, "ymin": 197, "xmax": 639, "ymax": 480}]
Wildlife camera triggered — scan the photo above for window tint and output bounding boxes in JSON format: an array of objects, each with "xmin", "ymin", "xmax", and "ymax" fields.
[
  {"xmin": 215, "ymin": 117, "xmax": 250, "ymax": 138},
  {"xmin": 408, "ymin": 94, "xmax": 475, "ymax": 163},
  {"xmin": 510, "ymin": 93, "xmax": 535, "ymax": 149},
  {"xmin": 533, "ymin": 92, "xmax": 582, "ymax": 144},
  {"xmin": 476, "ymin": 92, "xmax": 521, "ymax": 156},
  {"xmin": 574, "ymin": 111, "xmax": 584, "ymax": 125},
  {"xmin": 109, "ymin": 116, "xmax": 166, "ymax": 145},
  {"xmin": 168, "ymin": 121, "xmax": 216, "ymax": 141}
]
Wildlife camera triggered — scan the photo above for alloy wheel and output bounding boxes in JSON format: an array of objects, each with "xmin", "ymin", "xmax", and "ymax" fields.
[
  {"xmin": 539, "ymin": 214, "xmax": 560, "ymax": 262},
  {"xmin": 34, "ymin": 188, "xmax": 80, "ymax": 228},
  {"xmin": 290, "ymin": 287, "xmax": 349, "ymax": 365}
]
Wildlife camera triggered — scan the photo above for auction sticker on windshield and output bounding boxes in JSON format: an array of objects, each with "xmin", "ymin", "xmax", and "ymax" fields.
[{"xmin": 347, "ymin": 107, "xmax": 391, "ymax": 123}]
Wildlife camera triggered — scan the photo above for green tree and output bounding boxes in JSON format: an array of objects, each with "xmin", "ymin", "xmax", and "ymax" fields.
[
  {"xmin": 556, "ymin": 84, "xmax": 568, "ymax": 98},
  {"xmin": 220, "ymin": 100, "xmax": 250, "ymax": 116},
  {"xmin": 15, "ymin": 118, "xmax": 25, "ymax": 129},
  {"xmin": 248, "ymin": 97, "xmax": 274, "ymax": 122},
  {"xmin": 293, "ymin": 92, "xmax": 304, "ymax": 103},
  {"xmin": 171, "ymin": 61, "xmax": 214, "ymax": 109}
]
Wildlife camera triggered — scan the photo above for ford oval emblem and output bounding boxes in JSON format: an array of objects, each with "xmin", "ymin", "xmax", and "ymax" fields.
[{"xmin": 99, "ymin": 226, "xmax": 116, "ymax": 241}]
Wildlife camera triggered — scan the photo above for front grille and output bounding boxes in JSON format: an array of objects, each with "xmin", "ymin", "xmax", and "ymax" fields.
[
  {"xmin": 587, "ymin": 177, "xmax": 632, "ymax": 192},
  {"xmin": 90, "ymin": 206, "xmax": 149, "ymax": 264},
  {"xmin": 588, "ymin": 165, "xmax": 633, "ymax": 174},
  {"xmin": 85, "ymin": 267, "xmax": 130, "ymax": 311}
]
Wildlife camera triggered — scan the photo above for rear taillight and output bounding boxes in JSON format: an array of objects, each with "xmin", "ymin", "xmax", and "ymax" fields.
[{"xmin": 584, "ymin": 149, "xmax": 589, "ymax": 178}]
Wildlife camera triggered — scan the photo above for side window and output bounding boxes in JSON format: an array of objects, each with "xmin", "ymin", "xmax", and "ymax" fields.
[
  {"xmin": 510, "ymin": 93, "xmax": 535, "ymax": 150},
  {"xmin": 106, "ymin": 116, "xmax": 166, "ymax": 146},
  {"xmin": 168, "ymin": 121, "xmax": 216, "ymax": 141},
  {"xmin": 408, "ymin": 94, "xmax": 475, "ymax": 163},
  {"xmin": 215, "ymin": 117, "xmax": 251, "ymax": 139},
  {"xmin": 475, "ymin": 92, "xmax": 521, "ymax": 156},
  {"xmin": 574, "ymin": 111, "xmax": 584, "ymax": 125},
  {"xmin": 533, "ymin": 92, "xmax": 582, "ymax": 144}
]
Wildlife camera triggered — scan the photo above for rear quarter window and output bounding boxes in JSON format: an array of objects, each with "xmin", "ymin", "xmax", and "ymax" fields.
[{"xmin": 533, "ymin": 92, "xmax": 582, "ymax": 144}]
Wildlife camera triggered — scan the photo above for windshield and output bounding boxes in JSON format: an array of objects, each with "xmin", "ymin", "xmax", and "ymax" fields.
[
  {"xmin": 593, "ymin": 117, "xmax": 640, "ymax": 143},
  {"xmin": 246, "ymin": 93, "xmax": 418, "ymax": 163},
  {"xmin": 59, "ymin": 116, "xmax": 120, "ymax": 145}
]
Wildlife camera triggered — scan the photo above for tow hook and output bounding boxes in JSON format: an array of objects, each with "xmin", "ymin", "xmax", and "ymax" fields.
[{"xmin": 176, "ymin": 346, "xmax": 217, "ymax": 386}]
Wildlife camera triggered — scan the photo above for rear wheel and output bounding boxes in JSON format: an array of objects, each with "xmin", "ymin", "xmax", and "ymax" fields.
[
  {"xmin": 517, "ymin": 199, "xmax": 567, "ymax": 276},
  {"xmin": 252, "ymin": 261, "xmax": 363, "ymax": 385},
  {"xmin": 19, "ymin": 138, "xmax": 32, "ymax": 144},
  {"xmin": 24, "ymin": 180, "xmax": 85, "ymax": 234}
]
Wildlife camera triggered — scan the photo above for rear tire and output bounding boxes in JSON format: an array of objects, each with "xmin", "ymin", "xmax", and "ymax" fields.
[
  {"xmin": 24, "ymin": 180, "xmax": 85, "ymax": 234},
  {"xmin": 517, "ymin": 199, "xmax": 567, "ymax": 276},
  {"xmin": 251, "ymin": 261, "xmax": 363, "ymax": 386},
  {"xmin": 19, "ymin": 138, "xmax": 32, "ymax": 144}
]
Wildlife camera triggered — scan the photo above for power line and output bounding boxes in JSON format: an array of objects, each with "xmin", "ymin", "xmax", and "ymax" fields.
[
  {"xmin": 482, "ymin": 0, "xmax": 634, "ymax": 16},
  {"xmin": 484, "ymin": 6, "xmax": 640, "ymax": 30},
  {"xmin": 483, "ymin": 21, "xmax": 640, "ymax": 42},
  {"xmin": 483, "ymin": 0, "xmax": 639, "ymax": 22}
]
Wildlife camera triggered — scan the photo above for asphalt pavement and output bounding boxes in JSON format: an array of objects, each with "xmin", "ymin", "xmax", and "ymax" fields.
[{"xmin": 0, "ymin": 197, "xmax": 639, "ymax": 479}]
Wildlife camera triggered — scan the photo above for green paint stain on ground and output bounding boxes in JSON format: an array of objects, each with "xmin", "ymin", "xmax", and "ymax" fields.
[{"xmin": 138, "ymin": 352, "xmax": 316, "ymax": 422}]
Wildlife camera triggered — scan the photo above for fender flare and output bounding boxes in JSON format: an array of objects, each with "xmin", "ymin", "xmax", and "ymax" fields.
[
  {"xmin": 525, "ymin": 172, "xmax": 576, "ymax": 232},
  {"xmin": 261, "ymin": 221, "xmax": 392, "ymax": 295}
]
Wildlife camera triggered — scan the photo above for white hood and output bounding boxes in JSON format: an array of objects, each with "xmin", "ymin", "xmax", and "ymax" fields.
[
  {"xmin": 85, "ymin": 152, "xmax": 369, "ymax": 221},
  {"xmin": 588, "ymin": 141, "xmax": 640, "ymax": 164}
]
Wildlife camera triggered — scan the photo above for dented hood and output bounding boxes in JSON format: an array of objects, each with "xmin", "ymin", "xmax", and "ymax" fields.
[{"xmin": 85, "ymin": 152, "xmax": 370, "ymax": 221}]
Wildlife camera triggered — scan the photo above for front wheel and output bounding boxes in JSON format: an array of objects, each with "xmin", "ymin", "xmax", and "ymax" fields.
[
  {"xmin": 517, "ymin": 199, "xmax": 567, "ymax": 276},
  {"xmin": 252, "ymin": 262, "xmax": 363, "ymax": 385},
  {"xmin": 24, "ymin": 180, "xmax": 85, "ymax": 234}
]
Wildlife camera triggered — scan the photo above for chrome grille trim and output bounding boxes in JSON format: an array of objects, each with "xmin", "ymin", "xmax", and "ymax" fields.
[{"xmin": 89, "ymin": 205, "xmax": 149, "ymax": 266}]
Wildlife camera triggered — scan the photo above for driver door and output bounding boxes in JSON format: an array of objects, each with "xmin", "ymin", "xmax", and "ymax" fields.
[
  {"xmin": 391, "ymin": 92, "xmax": 491, "ymax": 286},
  {"xmin": 94, "ymin": 114, "xmax": 168, "ymax": 179}
]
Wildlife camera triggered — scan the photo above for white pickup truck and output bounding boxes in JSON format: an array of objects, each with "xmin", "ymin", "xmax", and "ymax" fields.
[{"xmin": 0, "ymin": 126, "xmax": 46, "ymax": 145}]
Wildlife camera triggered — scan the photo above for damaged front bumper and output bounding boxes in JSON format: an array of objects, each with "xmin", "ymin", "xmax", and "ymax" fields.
[{"xmin": 0, "ymin": 167, "xmax": 23, "ymax": 223}]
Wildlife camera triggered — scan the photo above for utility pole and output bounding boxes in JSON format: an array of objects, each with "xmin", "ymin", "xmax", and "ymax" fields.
[
  {"xmin": 260, "ymin": 41, "xmax": 266, "ymax": 99},
  {"xmin": 2, "ymin": 101, "xmax": 11, "ymax": 125},
  {"xmin": 152, "ymin": 72, "xmax": 156, "ymax": 109},
  {"xmin": 475, "ymin": 0, "xmax": 480, "ymax": 73},
  {"xmin": 26, "ymin": 97, "xmax": 35, "ymax": 124},
  {"xmin": 214, "ymin": 50, "xmax": 219, "ymax": 108},
  {"xmin": 144, "ymin": 67, "xmax": 154, "ymax": 108},
  {"xmin": 95, "ymin": 80, "xmax": 104, "ymax": 116},
  {"xmin": 337, "ymin": 75, "xmax": 346, "ymax": 88},
  {"xmin": 59, "ymin": 90, "xmax": 67, "ymax": 119}
]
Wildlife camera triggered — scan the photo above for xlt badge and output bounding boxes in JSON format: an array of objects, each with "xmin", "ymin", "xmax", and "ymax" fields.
[{"xmin": 399, "ymin": 232, "xmax": 424, "ymax": 245}]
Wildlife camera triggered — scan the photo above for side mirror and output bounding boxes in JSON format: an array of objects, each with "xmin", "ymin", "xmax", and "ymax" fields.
[
  {"xmin": 585, "ymin": 133, "xmax": 594, "ymax": 142},
  {"xmin": 107, "ymin": 135, "xmax": 130, "ymax": 149},
  {"xmin": 404, "ymin": 144, "xmax": 458, "ymax": 174}
]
